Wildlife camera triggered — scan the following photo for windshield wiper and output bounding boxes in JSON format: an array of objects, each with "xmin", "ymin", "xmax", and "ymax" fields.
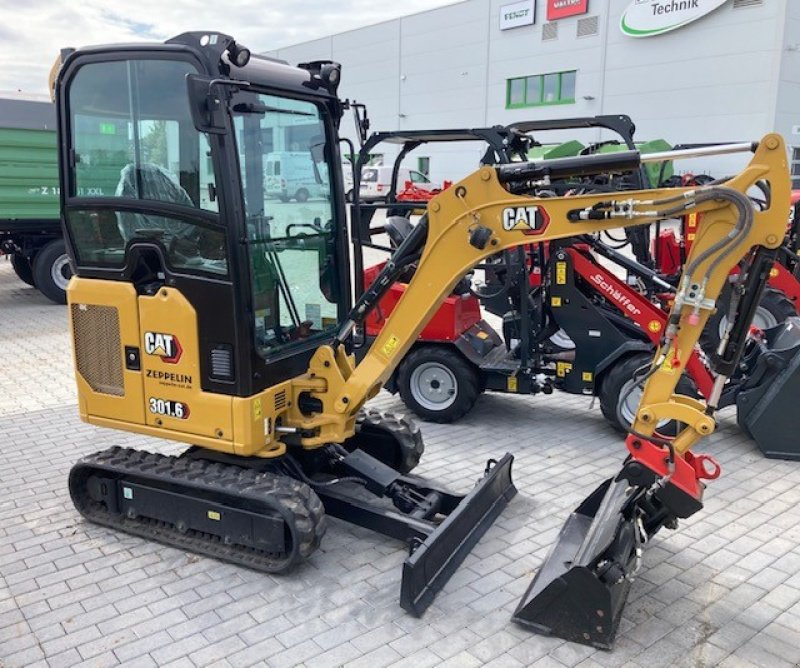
[{"xmin": 232, "ymin": 102, "xmax": 314, "ymax": 117}]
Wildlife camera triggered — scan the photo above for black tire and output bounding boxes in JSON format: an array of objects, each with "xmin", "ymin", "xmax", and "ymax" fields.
[
  {"xmin": 278, "ymin": 195, "xmax": 290, "ymax": 203},
  {"xmin": 397, "ymin": 346, "xmax": 481, "ymax": 423},
  {"xmin": 295, "ymin": 188, "xmax": 309, "ymax": 203},
  {"xmin": 348, "ymin": 408, "xmax": 424, "ymax": 474},
  {"xmin": 11, "ymin": 253, "xmax": 35, "ymax": 286},
  {"xmin": 598, "ymin": 353, "xmax": 697, "ymax": 437},
  {"xmin": 33, "ymin": 239, "xmax": 72, "ymax": 304},
  {"xmin": 701, "ymin": 285, "xmax": 796, "ymax": 355}
]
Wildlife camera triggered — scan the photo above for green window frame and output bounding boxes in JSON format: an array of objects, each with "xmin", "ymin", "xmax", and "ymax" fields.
[{"xmin": 506, "ymin": 70, "xmax": 577, "ymax": 109}]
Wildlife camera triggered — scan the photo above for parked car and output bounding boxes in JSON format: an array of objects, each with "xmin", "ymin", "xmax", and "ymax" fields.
[
  {"xmin": 264, "ymin": 151, "xmax": 324, "ymax": 202},
  {"xmin": 359, "ymin": 165, "xmax": 438, "ymax": 202}
]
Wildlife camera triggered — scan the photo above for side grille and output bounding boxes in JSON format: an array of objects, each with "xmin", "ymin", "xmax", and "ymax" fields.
[
  {"xmin": 210, "ymin": 345, "xmax": 234, "ymax": 380},
  {"xmin": 542, "ymin": 22, "xmax": 558, "ymax": 41},
  {"xmin": 274, "ymin": 390, "xmax": 287, "ymax": 411},
  {"xmin": 733, "ymin": 0, "xmax": 762, "ymax": 7},
  {"xmin": 71, "ymin": 304, "xmax": 124, "ymax": 396}
]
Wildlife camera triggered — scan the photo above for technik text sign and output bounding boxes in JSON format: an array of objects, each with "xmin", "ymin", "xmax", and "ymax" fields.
[
  {"xmin": 547, "ymin": 0, "xmax": 589, "ymax": 21},
  {"xmin": 500, "ymin": 0, "xmax": 535, "ymax": 30},
  {"xmin": 620, "ymin": 0, "xmax": 728, "ymax": 38}
]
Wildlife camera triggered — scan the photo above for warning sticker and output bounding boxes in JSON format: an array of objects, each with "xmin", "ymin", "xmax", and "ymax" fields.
[
  {"xmin": 382, "ymin": 334, "xmax": 400, "ymax": 357},
  {"xmin": 556, "ymin": 262, "xmax": 567, "ymax": 285},
  {"xmin": 507, "ymin": 376, "xmax": 518, "ymax": 392}
]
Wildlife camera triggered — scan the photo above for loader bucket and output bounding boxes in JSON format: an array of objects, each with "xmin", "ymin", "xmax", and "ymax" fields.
[
  {"xmin": 737, "ymin": 317, "xmax": 800, "ymax": 460},
  {"xmin": 513, "ymin": 477, "xmax": 639, "ymax": 650}
]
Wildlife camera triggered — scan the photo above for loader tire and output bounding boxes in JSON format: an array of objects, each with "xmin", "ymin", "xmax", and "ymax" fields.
[
  {"xmin": 11, "ymin": 253, "xmax": 35, "ymax": 286},
  {"xmin": 397, "ymin": 346, "xmax": 481, "ymax": 423},
  {"xmin": 33, "ymin": 239, "xmax": 72, "ymax": 304},
  {"xmin": 701, "ymin": 285, "xmax": 795, "ymax": 356},
  {"xmin": 599, "ymin": 353, "xmax": 697, "ymax": 437}
]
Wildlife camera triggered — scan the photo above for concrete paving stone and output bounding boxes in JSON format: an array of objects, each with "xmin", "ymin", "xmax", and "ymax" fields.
[
  {"xmin": 729, "ymin": 640, "xmax": 796, "ymax": 668},
  {"xmin": 187, "ymin": 634, "xmax": 247, "ymax": 667},
  {"xmin": 436, "ymin": 650, "xmax": 484, "ymax": 668},
  {"xmin": 111, "ymin": 629, "xmax": 174, "ymax": 663},
  {"xmin": 267, "ymin": 638, "xmax": 325, "ymax": 668},
  {"xmin": 165, "ymin": 609, "xmax": 216, "ymax": 642},
  {"xmin": 3, "ymin": 260, "xmax": 800, "ymax": 666},
  {"xmin": 748, "ymin": 629, "xmax": 800, "ymax": 665},
  {"xmin": 226, "ymin": 636, "xmax": 285, "ymax": 667},
  {"xmin": 736, "ymin": 599, "xmax": 784, "ymax": 631},
  {"xmin": 306, "ymin": 640, "xmax": 363, "ymax": 668},
  {"xmin": 344, "ymin": 644, "xmax": 404, "ymax": 668}
]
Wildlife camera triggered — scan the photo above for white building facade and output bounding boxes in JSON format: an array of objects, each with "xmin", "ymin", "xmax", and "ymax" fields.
[{"xmin": 265, "ymin": 0, "xmax": 800, "ymax": 185}]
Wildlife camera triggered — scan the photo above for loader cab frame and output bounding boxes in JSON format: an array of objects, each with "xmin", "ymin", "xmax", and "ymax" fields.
[{"xmin": 56, "ymin": 33, "xmax": 351, "ymax": 398}]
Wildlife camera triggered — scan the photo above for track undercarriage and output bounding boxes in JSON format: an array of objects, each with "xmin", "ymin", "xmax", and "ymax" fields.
[{"xmin": 69, "ymin": 409, "xmax": 516, "ymax": 615}]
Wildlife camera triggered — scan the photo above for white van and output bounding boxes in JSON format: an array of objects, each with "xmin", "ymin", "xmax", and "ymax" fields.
[
  {"xmin": 359, "ymin": 165, "xmax": 438, "ymax": 202},
  {"xmin": 265, "ymin": 152, "xmax": 323, "ymax": 202}
]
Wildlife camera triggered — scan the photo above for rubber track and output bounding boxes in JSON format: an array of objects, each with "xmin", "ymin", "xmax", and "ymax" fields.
[
  {"xmin": 356, "ymin": 408, "xmax": 424, "ymax": 474},
  {"xmin": 69, "ymin": 446, "xmax": 326, "ymax": 573}
]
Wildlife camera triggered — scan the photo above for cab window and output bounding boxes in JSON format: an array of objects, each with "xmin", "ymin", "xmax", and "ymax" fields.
[
  {"xmin": 232, "ymin": 92, "xmax": 339, "ymax": 357},
  {"xmin": 65, "ymin": 58, "xmax": 227, "ymax": 276}
]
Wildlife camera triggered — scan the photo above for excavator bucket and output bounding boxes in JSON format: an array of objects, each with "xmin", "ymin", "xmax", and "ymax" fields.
[
  {"xmin": 512, "ymin": 477, "xmax": 640, "ymax": 649},
  {"xmin": 737, "ymin": 317, "xmax": 800, "ymax": 460}
]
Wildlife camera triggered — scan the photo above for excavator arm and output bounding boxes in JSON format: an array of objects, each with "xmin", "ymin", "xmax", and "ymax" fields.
[
  {"xmin": 292, "ymin": 135, "xmax": 789, "ymax": 453},
  {"xmin": 287, "ymin": 134, "xmax": 789, "ymax": 648}
]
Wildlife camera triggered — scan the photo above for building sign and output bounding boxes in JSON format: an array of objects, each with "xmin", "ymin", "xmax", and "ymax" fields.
[
  {"xmin": 500, "ymin": 0, "xmax": 535, "ymax": 30},
  {"xmin": 620, "ymin": 0, "xmax": 728, "ymax": 38},
  {"xmin": 546, "ymin": 0, "xmax": 589, "ymax": 21}
]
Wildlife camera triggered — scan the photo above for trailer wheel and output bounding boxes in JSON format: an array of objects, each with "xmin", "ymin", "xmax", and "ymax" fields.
[
  {"xmin": 11, "ymin": 254, "xmax": 35, "ymax": 286},
  {"xmin": 33, "ymin": 239, "xmax": 72, "ymax": 304},
  {"xmin": 599, "ymin": 353, "xmax": 697, "ymax": 437},
  {"xmin": 397, "ymin": 346, "xmax": 481, "ymax": 423},
  {"xmin": 295, "ymin": 188, "xmax": 309, "ymax": 203},
  {"xmin": 701, "ymin": 285, "xmax": 796, "ymax": 355}
]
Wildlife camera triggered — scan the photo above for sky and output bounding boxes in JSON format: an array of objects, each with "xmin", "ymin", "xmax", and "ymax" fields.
[{"xmin": 0, "ymin": 0, "xmax": 457, "ymax": 95}]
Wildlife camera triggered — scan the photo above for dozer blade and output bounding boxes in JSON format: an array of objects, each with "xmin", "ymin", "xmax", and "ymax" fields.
[
  {"xmin": 401, "ymin": 453, "xmax": 516, "ymax": 615},
  {"xmin": 513, "ymin": 477, "xmax": 640, "ymax": 650},
  {"xmin": 737, "ymin": 317, "xmax": 800, "ymax": 460}
]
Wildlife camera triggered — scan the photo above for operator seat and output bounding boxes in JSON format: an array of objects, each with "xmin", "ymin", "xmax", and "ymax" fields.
[
  {"xmin": 383, "ymin": 215, "xmax": 471, "ymax": 296},
  {"xmin": 384, "ymin": 215, "xmax": 415, "ymax": 249},
  {"xmin": 115, "ymin": 163, "xmax": 197, "ymax": 240}
]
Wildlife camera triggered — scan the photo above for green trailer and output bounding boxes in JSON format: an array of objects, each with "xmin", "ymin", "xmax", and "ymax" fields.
[{"xmin": 0, "ymin": 96, "xmax": 69, "ymax": 302}]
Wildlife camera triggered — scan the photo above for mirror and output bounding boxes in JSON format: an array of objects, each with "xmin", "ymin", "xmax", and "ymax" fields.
[{"xmin": 186, "ymin": 73, "xmax": 227, "ymax": 134}]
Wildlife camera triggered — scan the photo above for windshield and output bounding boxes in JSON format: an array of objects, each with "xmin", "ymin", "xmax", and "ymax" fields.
[{"xmin": 232, "ymin": 92, "xmax": 339, "ymax": 357}]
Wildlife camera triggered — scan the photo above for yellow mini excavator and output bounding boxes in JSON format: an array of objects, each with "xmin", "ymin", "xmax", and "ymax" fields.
[{"xmin": 55, "ymin": 33, "xmax": 796, "ymax": 648}]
